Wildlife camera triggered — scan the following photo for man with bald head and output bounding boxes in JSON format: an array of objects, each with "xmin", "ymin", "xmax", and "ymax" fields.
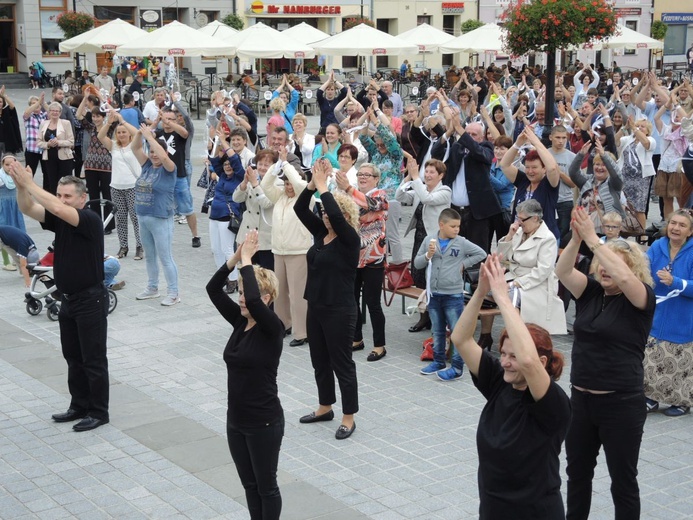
[{"xmin": 431, "ymin": 116, "xmax": 501, "ymax": 253}]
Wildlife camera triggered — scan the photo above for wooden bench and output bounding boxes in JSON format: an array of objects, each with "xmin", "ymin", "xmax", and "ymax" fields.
[{"xmin": 382, "ymin": 286, "xmax": 501, "ymax": 319}]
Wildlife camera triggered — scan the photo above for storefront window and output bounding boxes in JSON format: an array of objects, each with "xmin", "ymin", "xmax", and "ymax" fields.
[
  {"xmin": 94, "ymin": 6, "xmax": 135, "ymax": 22},
  {"xmin": 40, "ymin": 1, "xmax": 68, "ymax": 57},
  {"xmin": 664, "ymin": 24, "xmax": 687, "ymax": 55},
  {"xmin": 624, "ymin": 20, "xmax": 637, "ymax": 55},
  {"xmin": 163, "ymin": 8, "xmax": 187, "ymax": 24}
]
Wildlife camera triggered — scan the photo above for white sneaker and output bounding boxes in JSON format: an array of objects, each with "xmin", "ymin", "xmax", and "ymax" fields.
[
  {"xmin": 2, "ymin": 264, "xmax": 17, "ymax": 271},
  {"xmin": 161, "ymin": 295, "xmax": 180, "ymax": 306},
  {"xmin": 177, "ymin": 217, "xmax": 187, "ymax": 225},
  {"xmin": 136, "ymin": 288, "xmax": 160, "ymax": 300}
]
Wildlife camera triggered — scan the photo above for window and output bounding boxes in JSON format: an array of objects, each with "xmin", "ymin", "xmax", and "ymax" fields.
[
  {"xmin": 94, "ymin": 6, "xmax": 134, "ymax": 22},
  {"xmin": 663, "ymin": 24, "xmax": 687, "ymax": 55},
  {"xmin": 40, "ymin": 0, "xmax": 67, "ymax": 57},
  {"xmin": 624, "ymin": 20, "xmax": 637, "ymax": 55},
  {"xmin": 417, "ymin": 16, "xmax": 431, "ymax": 26},
  {"xmin": 163, "ymin": 8, "xmax": 187, "ymax": 24}
]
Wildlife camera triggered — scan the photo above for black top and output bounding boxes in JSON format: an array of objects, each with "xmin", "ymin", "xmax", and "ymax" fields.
[
  {"xmin": 472, "ymin": 351, "xmax": 571, "ymax": 520},
  {"xmin": 44, "ymin": 127, "xmax": 58, "ymax": 161},
  {"xmin": 512, "ymin": 173, "xmax": 560, "ymax": 240},
  {"xmin": 155, "ymin": 129, "xmax": 187, "ymax": 178},
  {"xmin": 294, "ymin": 188, "xmax": 360, "ymax": 306},
  {"xmin": 42, "ymin": 208, "xmax": 104, "ymax": 294},
  {"xmin": 572, "ymin": 277, "xmax": 656, "ymax": 392},
  {"xmin": 316, "ymin": 86, "xmax": 348, "ymax": 128},
  {"xmin": 206, "ymin": 264, "xmax": 285, "ymax": 428}
]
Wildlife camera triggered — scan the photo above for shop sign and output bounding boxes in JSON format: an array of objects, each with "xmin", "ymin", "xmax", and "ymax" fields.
[
  {"xmin": 140, "ymin": 9, "xmax": 162, "ymax": 32},
  {"xmin": 372, "ymin": 48, "xmax": 386, "ymax": 55},
  {"xmin": 662, "ymin": 13, "xmax": 693, "ymax": 24},
  {"xmin": 442, "ymin": 2, "xmax": 465, "ymax": 14},
  {"xmin": 169, "ymin": 49, "xmax": 186, "ymax": 56},
  {"xmin": 251, "ymin": 2, "xmax": 342, "ymax": 15},
  {"xmin": 615, "ymin": 8, "xmax": 641, "ymax": 16}
]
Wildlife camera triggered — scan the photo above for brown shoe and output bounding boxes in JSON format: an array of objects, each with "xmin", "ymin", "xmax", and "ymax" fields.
[{"xmin": 110, "ymin": 281, "xmax": 126, "ymax": 291}]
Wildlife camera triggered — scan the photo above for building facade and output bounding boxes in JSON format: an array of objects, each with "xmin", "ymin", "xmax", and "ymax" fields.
[{"xmin": 654, "ymin": 0, "xmax": 693, "ymax": 67}]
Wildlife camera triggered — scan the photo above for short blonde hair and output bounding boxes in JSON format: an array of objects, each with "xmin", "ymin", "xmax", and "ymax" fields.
[
  {"xmin": 292, "ymin": 113, "xmax": 307, "ymax": 126},
  {"xmin": 590, "ymin": 240, "xmax": 653, "ymax": 287},
  {"xmin": 635, "ymin": 118, "xmax": 652, "ymax": 136},
  {"xmin": 239, "ymin": 265, "xmax": 279, "ymax": 303},
  {"xmin": 332, "ymin": 190, "xmax": 360, "ymax": 232},
  {"xmin": 269, "ymin": 97, "xmax": 286, "ymax": 113},
  {"xmin": 601, "ymin": 211, "xmax": 622, "ymax": 224}
]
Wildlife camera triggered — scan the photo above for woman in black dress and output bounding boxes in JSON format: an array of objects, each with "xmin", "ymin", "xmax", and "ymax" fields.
[
  {"xmin": 556, "ymin": 206, "xmax": 655, "ymax": 520},
  {"xmin": 294, "ymin": 158, "xmax": 361, "ymax": 440},
  {"xmin": 206, "ymin": 230, "xmax": 285, "ymax": 520},
  {"xmin": 451, "ymin": 254, "xmax": 571, "ymax": 519}
]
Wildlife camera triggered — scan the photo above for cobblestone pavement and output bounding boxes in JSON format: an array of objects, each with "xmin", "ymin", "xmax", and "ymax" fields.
[{"xmin": 1, "ymin": 88, "xmax": 691, "ymax": 519}]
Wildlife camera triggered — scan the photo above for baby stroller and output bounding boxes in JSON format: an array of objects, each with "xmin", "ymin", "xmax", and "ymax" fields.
[
  {"xmin": 31, "ymin": 61, "xmax": 55, "ymax": 88},
  {"xmin": 24, "ymin": 246, "xmax": 118, "ymax": 321},
  {"xmin": 24, "ymin": 199, "xmax": 119, "ymax": 321}
]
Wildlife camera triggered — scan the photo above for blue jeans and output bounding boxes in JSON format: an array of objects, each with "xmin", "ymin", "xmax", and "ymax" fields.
[
  {"xmin": 103, "ymin": 257, "xmax": 121, "ymax": 287},
  {"xmin": 138, "ymin": 214, "xmax": 179, "ymax": 296},
  {"xmin": 428, "ymin": 293, "xmax": 465, "ymax": 371}
]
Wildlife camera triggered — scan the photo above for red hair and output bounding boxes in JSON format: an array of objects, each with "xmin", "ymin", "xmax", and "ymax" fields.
[
  {"xmin": 523, "ymin": 149, "xmax": 545, "ymax": 167},
  {"xmin": 498, "ymin": 324, "xmax": 564, "ymax": 380}
]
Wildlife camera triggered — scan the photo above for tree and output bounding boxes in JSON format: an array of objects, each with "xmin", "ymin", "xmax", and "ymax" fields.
[
  {"xmin": 651, "ymin": 20, "xmax": 668, "ymax": 41},
  {"xmin": 222, "ymin": 13, "xmax": 244, "ymax": 31},
  {"xmin": 461, "ymin": 19, "xmax": 484, "ymax": 34}
]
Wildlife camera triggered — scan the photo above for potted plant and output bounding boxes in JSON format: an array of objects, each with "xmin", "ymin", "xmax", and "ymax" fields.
[
  {"xmin": 56, "ymin": 11, "xmax": 96, "ymax": 40},
  {"xmin": 343, "ymin": 17, "xmax": 375, "ymax": 31}
]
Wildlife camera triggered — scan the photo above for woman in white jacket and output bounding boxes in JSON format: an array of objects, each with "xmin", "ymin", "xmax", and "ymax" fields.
[
  {"xmin": 261, "ymin": 148, "xmax": 313, "ymax": 346},
  {"xmin": 395, "ymin": 157, "xmax": 452, "ymax": 332},
  {"xmin": 233, "ymin": 149, "xmax": 277, "ymax": 270}
]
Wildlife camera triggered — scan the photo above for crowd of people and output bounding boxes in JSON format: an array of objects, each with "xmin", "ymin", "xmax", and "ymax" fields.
[{"xmin": 2, "ymin": 59, "xmax": 693, "ymax": 520}]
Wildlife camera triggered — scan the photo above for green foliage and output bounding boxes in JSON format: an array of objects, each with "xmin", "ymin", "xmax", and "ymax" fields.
[
  {"xmin": 343, "ymin": 17, "xmax": 375, "ymax": 31},
  {"xmin": 461, "ymin": 19, "xmax": 485, "ymax": 34},
  {"xmin": 222, "ymin": 13, "xmax": 244, "ymax": 31},
  {"xmin": 650, "ymin": 20, "xmax": 667, "ymax": 41},
  {"xmin": 502, "ymin": 0, "xmax": 617, "ymax": 55},
  {"xmin": 56, "ymin": 11, "xmax": 96, "ymax": 40}
]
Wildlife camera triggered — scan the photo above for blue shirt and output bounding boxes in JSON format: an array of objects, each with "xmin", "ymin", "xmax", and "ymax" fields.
[{"xmin": 135, "ymin": 160, "xmax": 176, "ymax": 218}]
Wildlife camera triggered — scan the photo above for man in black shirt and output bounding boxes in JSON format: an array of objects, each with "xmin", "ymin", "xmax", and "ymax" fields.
[
  {"xmin": 9, "ymin": 166, "xmax": 109, "ymax": 432},
  {"xmin": 155, "ymin": 108, "xmax": 201, "ymax": 247}
]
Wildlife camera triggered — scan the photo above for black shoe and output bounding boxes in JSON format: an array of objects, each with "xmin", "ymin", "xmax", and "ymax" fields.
[
  {"xmin": 289, "ymin": 338, "xmax": 308, "ymax": 347},
  {"xmin": 352, "ymin": 340, "xmax": 365, "ymax": 351},
  {"xmin": 299, "ymin": 410, "xmax": 334, "ymax": 423},
  {"xmin": 116, "ymin": 246, "xmax": 128, "ymax": 258},
  {"xmin": 408, "ymin": 320, "xmax": 431, "ymax": 333},
  {"xmin": 73, "ymin": 416, "xmax": 109, "ymax": 432},
  {"xmin": 104, "ymin": 229, "xmax": 112, "ymax": 235},
  {"xmin": 52, "ymin": 408, "xmax": 87, "ymax": 423},
  {"xmin": 367, "ymin": 348, "xmax": 387, "ymax": 362},
  {"xmin": 192, "ymin": 237, "xmax": 201, "ymax": 248},
  {"xmin": 285, "ymin": 327, "xmax": 292, "ymax": 337},
  {"xmin": 335, "ymin": 423, "xmax": 356, "ymax": 440}
]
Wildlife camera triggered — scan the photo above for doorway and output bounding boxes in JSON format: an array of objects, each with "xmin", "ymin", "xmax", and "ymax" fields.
[{"xmin": 0, "ymin": 5, "xmax": 16, "ymax": 73}]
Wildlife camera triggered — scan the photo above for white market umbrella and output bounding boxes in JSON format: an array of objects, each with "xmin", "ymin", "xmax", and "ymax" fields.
[
  {"xmin": 312, "ymin": 24, "xmax": 418, "ymax": 77},
  {"xmin": 197, "ymin": 20, "xmax": 239, "ymax": 40},
  {"xmin": 397, "ymin": 23, "xmax": 455, "ymax": 67},
  {"xmin": 116, "ymin": 21, "xmax": 236, "ymax": 57},
  {"xmin": 225, "ymin": 22, "xmax": 315, "ymax": 59},
  {"xmin": 59, "ymin": 18, "xmax": 148, "ymax": 53},
  {"xmin": 282, "ymin": 22, "xmax": 329, "ymax": 46},
  {"xmin": 580, "ymin": 24, "xmax": 663, "ymax": 51},
  {"xmin": 439, "ymin": 23, "xmax": 507, "ymax": 54}
]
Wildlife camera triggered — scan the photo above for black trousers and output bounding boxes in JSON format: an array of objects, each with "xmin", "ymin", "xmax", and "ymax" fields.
[
  {"xmin": 41, "ymin": 158, "xmax": 74, "ymax": 195},
  {"xmin": 566, "ymin": 388, "xmax": 645, "ymax": 520},
  {"xmin": 59, "ymin": 284, "xmax": 109, "ymax": 421},
  {"xmin": 25, "ymin": 151, "xmax": 43, "ymax": 178},
  {"xmin": 73, "ymin": 148, "xmax": 84, "ymax": 178},
  {"xmin": 353, "ymin": 265, "xmax": 386, "ymax": 347},
  {"xmin": 227, "ymin": 416, "xmax": 284, "ymax": 520},
  {"xmin": 455, "ymin": 205, "xmax": 493, "ymax": 253},
  {"xmin": 306, "ymin": 303, "xmax": 359, "ymax": 414},
  {"xmin": 85, "ymin": 169, "xmax": 115, "ymax": 231}
]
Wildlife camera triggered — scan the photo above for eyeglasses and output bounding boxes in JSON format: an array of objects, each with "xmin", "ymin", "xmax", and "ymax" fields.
[
  {"xmin": 517, "ymin": 215, "xmax": 534, "ymax": 223},
  {"xmin": 356, "ymin": 173, "xmax": 377, "ymax": 178},
  {"xmin": 338, "ymin": 154, "xmax": 353, "ymax": 160}
]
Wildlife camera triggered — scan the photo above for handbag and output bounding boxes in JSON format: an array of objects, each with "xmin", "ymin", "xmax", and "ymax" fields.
[
  {"xmin": 226, "ymin": 202, "xmax": 242, "ymax": 234},
  {"xmin": 462, "ymin": 266, "xmax": 498, "ymax": 309},
  {"xmin": 383, "ymin": 261, "xmax": 414, "ymax": 306},
  {"xmin": 197, "ymin": 164, "xmax": 209, "ymax": 189},
  {"xmin": 620, "ymin": 201, "xmax": 645, "ymax": 236}
]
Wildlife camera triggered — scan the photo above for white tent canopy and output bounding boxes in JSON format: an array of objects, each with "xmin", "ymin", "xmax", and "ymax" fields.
[
  {"xmin": 311, "ymin": 24, "xmax": 419, "ymax": 56},
  {"xmin": 59, "ymin": 19, "xmax": 148, "ymax": 53},
  {"xmin": 439, "ymin": 23, "xmax": 507, "ymax": 54},
  {"xmin": 396, "ymin": 23, "xmax": 455, "ymax": 53},
  {"xmin": 282, "ymin": 22, "xmax": 330, "ymax": 46},
  {"xmin": 116, "ymin": 21, "xmax": 236, "ymax": 57},
  {"xmin": 224, "ymin": 22, "xmax": 315, "ymax": 59},
  {"xmin": 580, "ymin": 24, "xmax": 664, "ymax": 51},
  {"xmin": 197, "ymin": 20, "xmax": 239, "ymax": 40}
]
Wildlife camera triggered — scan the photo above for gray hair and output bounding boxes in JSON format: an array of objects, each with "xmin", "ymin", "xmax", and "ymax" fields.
[
  {"xmin": 57, "ymin": 176, "xmax": 88, "ymax": 196},
  {"xmin": 516, "ymin": 199, "xmax": 543, "ymax": 219},
  {"xmin": 359, "ymin": 163, "xmax": 381, "ymax": 179}
]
